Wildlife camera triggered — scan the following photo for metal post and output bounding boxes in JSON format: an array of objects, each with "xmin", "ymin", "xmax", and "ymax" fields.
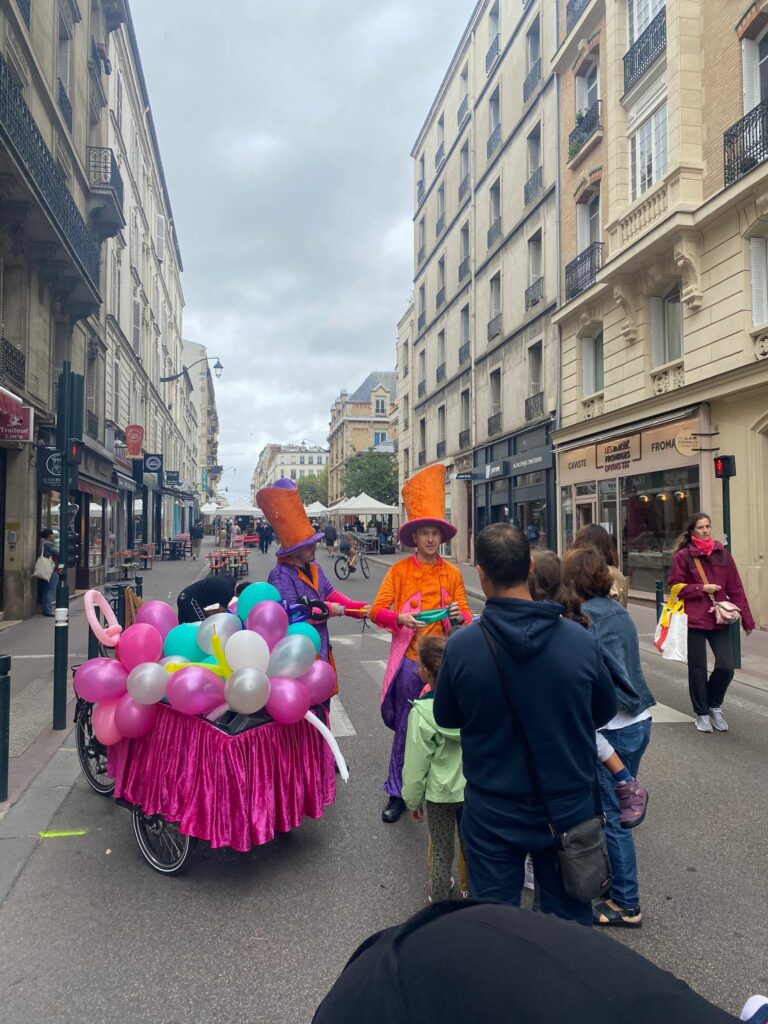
[
  {"xmin": 655, "ymin": 580, "xmax": 664, "ymax": 623},
  {"xmin": 0, "ymin": 654, "xmax": 10, "ymax": 803},
  {"xmin": 135, "ymin": 575, "xmax": 143, "ymax": 598},
  {"xmin": 117, "ymin": 585, "xmax": 126, "ymax": 628},
  {"xmin": 720, "ymin": 475, "xmax": 741, "ymax": 669},
  {"xmin": 53, "ymin": 362, "xmax": 71, "ymax": 731}
]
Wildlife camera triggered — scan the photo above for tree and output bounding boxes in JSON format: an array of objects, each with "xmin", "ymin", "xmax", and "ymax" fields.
[
  {"xmin": 297, "ymin": 465, "xmax": 329, "ymax": 506},
  {"xmin": 343, "ymin": 450, "xmax": 398, "ymax": 506}
]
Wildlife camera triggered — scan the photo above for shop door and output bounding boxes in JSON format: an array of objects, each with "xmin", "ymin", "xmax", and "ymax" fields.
[{"xmin": 575, "ymin": 498, "xmax": 597, "ymax": 532}]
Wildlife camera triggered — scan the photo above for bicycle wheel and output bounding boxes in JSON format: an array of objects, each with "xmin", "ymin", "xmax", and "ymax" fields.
[
  {"xmin": 334, "ymin": 556, "xmax": 351, "ymax": 581},
  {"xmin": 360, "ymin": 554, "xmax": 370, "ymax": 579},
  {"xmin": 75, "ymin": 702, "xmax": 115, "ymax": 796},
  {"xmin": 132, "ymin": 809, "xmax": 197, "ymax": 875}
]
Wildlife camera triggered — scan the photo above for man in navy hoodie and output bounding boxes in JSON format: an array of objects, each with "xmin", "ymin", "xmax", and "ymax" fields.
[{"xmin": 434, "ymin": 523, "xmax": 616, "ymax": 925}]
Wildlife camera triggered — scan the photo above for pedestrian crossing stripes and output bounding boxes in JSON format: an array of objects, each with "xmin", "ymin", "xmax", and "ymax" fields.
[{"xmin": 329, "ymin": 696, "xmax": 356, "ymax": 738}]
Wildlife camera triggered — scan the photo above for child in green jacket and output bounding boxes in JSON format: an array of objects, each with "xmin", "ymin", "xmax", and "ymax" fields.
[{"xmin": 402, "ymin": 635, "xmax": 467, "ymax": 903}]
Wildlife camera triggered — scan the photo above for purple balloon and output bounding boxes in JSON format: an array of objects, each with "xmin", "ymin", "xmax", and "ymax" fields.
[
  {"xmin": 166, "ymin": 666, "xmax": 224, "ymax": 716},
  {"xmin": 117, "ymin": 623, "xmax": 164, "ymax": 672},
  {"xmin": 246, "ymin": 601, "xmax": 289, "ymax": 650},
  {"xmin": 114, "ymin": 693, "xmax": 158, "ymax": 739},
  {"xmin": 265, "ymin": 676, "xmax": 311, "ymax": 725},
  {"xmin": 73, "ymin": 658, "xmax": 129, "ymax": 703},
  {"xmin": 135, "ymin": 600, "xmax": 179, "ymax": 640},
  {"xmin": 300, "ymin": 660, "xmax": 337, "ymax": 705}
]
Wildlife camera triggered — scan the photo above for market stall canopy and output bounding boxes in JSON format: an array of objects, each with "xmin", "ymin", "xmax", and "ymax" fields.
[
  {"xmin": 199, "ymin": 502, "xmax": 219, "ymax": 515},
  {"xmin": 331, "ymin": 492, "xmax": 399, "ymax": 516},
  {"xmin": 223, "ymin": 503, "xmax": 263, "ymax": 516},
  {"xmin": 304, "ymin": 500, "xmax": 329, "ymax": 516}
]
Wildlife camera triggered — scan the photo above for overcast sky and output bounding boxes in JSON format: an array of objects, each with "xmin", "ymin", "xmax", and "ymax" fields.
[{"xmin": 130, "ymin": 0, "xmax": 473, "ymax": 498}]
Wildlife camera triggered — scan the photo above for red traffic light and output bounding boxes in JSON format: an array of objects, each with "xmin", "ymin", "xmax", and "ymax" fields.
[
  {"xmin": 67, "ymin": 439, "xmax": 82, "ymax": 465},
  {"xmin": 714, "ymin": 455, "xmax": 736, "ymax": 479}
]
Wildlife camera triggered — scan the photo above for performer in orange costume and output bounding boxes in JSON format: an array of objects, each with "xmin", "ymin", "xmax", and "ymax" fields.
[{"xmin": 370, "ymin": 465, "xmax": 471, "ymax": 823}]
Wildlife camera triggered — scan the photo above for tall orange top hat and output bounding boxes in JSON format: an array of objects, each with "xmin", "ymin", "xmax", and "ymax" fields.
[
  {"xmin": 256, "ymin": 479, "xmax": 324, "ymax": 557},
  {"xmin": 398, "ymin": 464, "xmax": 457, "ymax": 548}
]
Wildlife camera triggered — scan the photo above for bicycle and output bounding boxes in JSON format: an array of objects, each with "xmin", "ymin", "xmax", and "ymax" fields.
[{"xmin": 334, "ymin": 550, "xmax": 369, "ymax": 580}]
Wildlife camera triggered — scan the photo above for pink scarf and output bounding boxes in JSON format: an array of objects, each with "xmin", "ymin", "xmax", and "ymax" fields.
[{"xmin": 691, "ymin": 534, "xmax": 715, "ymax": 557}]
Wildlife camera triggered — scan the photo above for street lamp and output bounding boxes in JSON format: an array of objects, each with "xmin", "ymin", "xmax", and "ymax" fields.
[{"xmin": 160, "ymin": 356, "xmax": 224, "ymax": 383}]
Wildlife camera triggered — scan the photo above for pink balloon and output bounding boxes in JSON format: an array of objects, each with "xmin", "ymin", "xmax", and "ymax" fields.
[
  {"xmin": 73, "ymin": 658, "xmax": 129, "ymax": 703},
  {"xmin": 91, "ymin": 699, "xmax": 124, "ymax": 746},
  {"xmin": 246, "ymin": 601, "xmax": 288, "ymax": 650},
  {"xmin": 135, "ymin": 600, "xmax": 179, "ymax": 640},
  {"xmin": 300, "ymin": 660, "xmax": 337, "ymax": 705},
  {"xmin": 265, "ymin": 676, "xmax": 311, "ymax": 725},
  {"xmin": 117, "ymin": 623, "xmax": 164, "ymax": 672},
  {"xmin": 166, "ymin": 666, "xmax": 224, "ymax": 716},
  {"xmin": 114, "ymin": 693, "xmax": 158, "ymax": 739}
]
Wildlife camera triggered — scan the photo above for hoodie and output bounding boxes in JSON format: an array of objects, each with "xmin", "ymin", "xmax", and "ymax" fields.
[
  {"xmin": 433, "ymin": 598, "xmax": 617, "ymax": 834},
  {"xmin": 401, "ymin": 693, "xmax": 465, "ymax": 809}
]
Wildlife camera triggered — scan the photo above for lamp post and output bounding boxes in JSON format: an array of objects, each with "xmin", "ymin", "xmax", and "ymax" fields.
[{"xmin": 160, "ymin": 356, "xmax": 223, "ymax": 383}]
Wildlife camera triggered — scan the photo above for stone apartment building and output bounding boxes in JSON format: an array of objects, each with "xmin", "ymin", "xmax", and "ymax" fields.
[
  {"xmin": 251, "ymin": 442, "xmax": 329, "ymax": 502},
  {"xmin": 184, "ymin": 339, "xmax": 221, "ymax": 503},
  {"xmin": 327, "ymin": 371, "xmax": 396, "ymax": 505}
]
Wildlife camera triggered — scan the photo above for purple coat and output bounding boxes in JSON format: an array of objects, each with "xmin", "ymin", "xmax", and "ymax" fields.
[
  {"xmin": 669, "ymin": 542, "xmax": 755, "ymax": 632},
  {"xmin": 268, "ymin": 560, "xmax": 334, "ymax": 661}
]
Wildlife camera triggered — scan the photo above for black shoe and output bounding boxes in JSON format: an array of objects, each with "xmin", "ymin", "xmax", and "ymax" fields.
[{"xmin": 382, "ymin": 796, "xmax": 406, "ymax": 823}]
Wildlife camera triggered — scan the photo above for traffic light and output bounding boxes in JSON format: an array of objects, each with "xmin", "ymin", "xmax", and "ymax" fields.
[
  {"xmin": 713, "ymin": 455, "xmax": 736, "ymax": 479},
  {"xmin": 66, "ymin": 439, "xmax": 82, "ymax": 464},
  {"xmin": 66, "ymin": 532, "xmax": 80, "ymax": 568}
]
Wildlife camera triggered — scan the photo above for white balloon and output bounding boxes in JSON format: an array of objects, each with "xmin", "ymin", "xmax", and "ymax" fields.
[
  {"xmin": 197, "ymin": 612, "xmax": 242, "ymax": 655},
  {"xmin": 225, "ymin": 630, "xmax": 270, "ymax": 672},
  {"xmin": 225, "ymin": 667, "xmax": 271, "ymax": 715},
  {"xmin": 127, "ymin": 662, "xmax": 169, "ymax": 705},
  {"xmin": 267, "ymin": 634, "xmax": 317, "ymax": 679},
  {"xmin": 159, "ymin": 656, "xmax": 189, "ymax": 668}
]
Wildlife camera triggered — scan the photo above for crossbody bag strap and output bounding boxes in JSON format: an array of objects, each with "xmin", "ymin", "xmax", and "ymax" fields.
[{"xmin": 691, "ymin": 554, "xmax": 716, "ymax": 606}]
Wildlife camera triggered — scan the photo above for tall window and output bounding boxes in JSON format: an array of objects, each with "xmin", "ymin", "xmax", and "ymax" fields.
[
  {"xmin": 437, "ymin": 114, "xmax": 445, "ymax": 147},
  {"xmin": 489, "ymin": 87, "xmax": 501, "ymax": 131},
  {"xmin": 576, "ymin": 59, "xmax": 599, "ymax": 113},
  {"xmin": 489, "ymin": 0, "xmax": 499, "ymax": 43},
  {"xmin": 419, "ymin": 418, "xmax": 426, "ymax": 450},
  {"xmin": 374, "ymin": 430, "xmax": 388, "ymax": 446},
  {"xmin": 437, "ymin": 406, "xmax": 446, "ymax": 444},
  {"xmin": 418, "ymin": 350, "xmax": 426, "ymax": 383},
  {"xmin": 437, "ymin": 330, "xmax": 446, "ymax": 367},
  {"xmin": 630, "ymin": 103, "xmax": 668, "ymax": 200},
  {"xmin": 132, "ymin": 296, "xmax": 142, "ymax": 355},
  {"xmin": 402, "ymin": 340, "xmax": 409, "ymax": 375},
  {"xmin": 490, "ymin": 178, "xmax": 501, "ymax": 224},
  {"xmin": 650, "ymin": 284, "xmax": 682, "ymax": 366},
  {"xmin": 418, "ymin": 153, "xmax": 425, "ymax": 188},
  {"xmin": 527, "ymin": 231, "xmax": 542, "ymax": 285},
  {"xmin": 528, "ymin": 342, "xmax": 543, "ymax": 396},
  {"xmin": 526, "ymin": 20, "xmax": 540, "ymax": 71},
  {"xmin": 437, "ymin": 256, "xmax": 445, "ymax": 294},
  {"xmin": 375, "ymin": 396, "xmax": 386, "ymax": 414},
  {"xmin": 461, "ymin": 389, "xmax": 470, "ymax": 431},
  {"xmin": 460, "ymin": 141, "xmax": 470, "ymax": 182},
  {"xmin": 460, "ymin": 63, "xmax": 469, "ymax": 101},
  {"xmin": 460, "ymin": 222, "xmax": 470, "ymax": 261},
  {"xmin": 490, "ymin": 272, "xmax": 502, "ymax": 316},
  {"xmin": 527, "ymin": 124, "xmax": 541, "ymax": 176},
  {"xmin": 419, "ymin": 284, "xmax": 426, "ymax": 317},
  {"xmin": 742, "ymin": 28, "xmax": 768, "ymax": 112},
  {"xmin": 461, "ymin": 304, "xmax": 470, "ymax": 345},
  {"xmin": 437, "ymin": 184, "xmax": 445, "ymax": 220},
  {"xmin": 750, "ymin": 235, "xmax": 768, "ymax": 325},
  {"xmin": 113, "ymin": 356, "xmax": 121, "ymax": 422},
  {"xmin": 582, "ymin": 331, "xmax": 604, "ymax": 394},
  {"xmin": 577, "ymin": 190, "xmax": 601, "ymax": 251},
  {"xmin": 57, "ymin": 10, "xmax": 72, "ymax": 99},
  {"xmin": 490, "ymin": 368, "xmax": 502, "ymax": 413},
  {"xmin": 628, "ymin": 0, "xmax": 664, "ymax": 44},
  {"xmin": 418, "ymin": 218, "xmax": 426, "ymax": 251}
]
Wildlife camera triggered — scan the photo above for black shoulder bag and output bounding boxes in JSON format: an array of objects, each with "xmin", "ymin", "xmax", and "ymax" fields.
[{"xmin": 480, "ymin": 622, "xmax": 612, "ymax": 904}]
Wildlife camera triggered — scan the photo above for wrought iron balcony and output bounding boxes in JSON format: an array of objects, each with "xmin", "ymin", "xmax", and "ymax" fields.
[
  {"xmin": 566, "ymin": 0, "xmax": 590, "ymax": 31},
  {"xmin": 525, "ymin": 276, "xmax": 544, "ymax": 310},
  {"xmin": 457, "ymin": 94, "xmax": 469, "ymax": 128},
  {"xmin": 0, "ymin": 337, "xmax": 25, "ymax": 389},
  {"xmin": 0, "ymin": 57, "xmax": 99, "ymax": 289},
  {"xmin": 569, "ymin": 100, "xmax": 601, "ymax": 160},
  {"xmin": 459, "ymin": 255, "xmax": 470, "ymax": 282},
  {"xmin": 417, "ymin": 244, "xmax": 425, "ymax": 266},
  {"xmin": 524, "ymin": 165, "xmax": 543, "ymax": 205},
  {"xmin": 435, "ymin": 142, "xmax": 445, "ymax": 170},
  {"xmin": 436, "ymin": 362, "xmax": 446, "ymax": 383},
  {"xmin": 459, "ymin": 173, "xmax": 470, "ymax": 202},
  {"xmin": 436, "ymin": 440, "xmax": 446, "ymax": 459},
  {"xmin": 624, "ymin": 8, "xmax": 666, "ymax": 93},
  {"xmin": 418, "ymin": 311, "xmax": 426, "ymax": 332},
  {"xmin": 487, "ymin": 313, "xmax": 502, "ymax": 341},
  {"xmin": 459, "ymin": 341, "xmax": 470, "ymax": 365},
  {"xmin": 88, "ymin": 147, "xmax": 124, "ymax": 213},
  {"xmin": 16, "ymin": 0, "xmax": 30, "ymax": 29},
  {"xmin": 565, "ymin": 241, "xmax": 604, "ymax": 300},
  {"xmin": 486, "ymin": 33, "xmax": 500, "ymax": 73},
  {"xmin": 525, "ymin": 390, "xmax": 545, "ymax": 421},
  {"xmin": 436, "ymin": 212, "xmax": 445, "ymax": 237},
  {"xmin": 487, "ymin": 216, "xmax": 502, "ymax": 248},
  {"xmin": 418, "ymin": 449, "xmax": 426, "ymax": 466},
  {"xmin": 418, "ymin": 379, "xmax": 426, "ymax": 398},
  {"xmin": 487, "ymin": 123, "xmax": 501, "ymax": 159},
  {"xmin": 459, "ymin": 428, "xmax": 471, "ymax": 450},
  {"xmin": 57, "ymin": 79, "xmax": 72, "ymax": 131},
  {"xmin": 416, "ymin": 179, "xmax": 425, "ymax": 204},
  {"xmin": 86, "ymin": 409, "xmax": 99, "ymax": 438},
  {"xmin": 523, "ymin": 58, "xmax": 541, "ymax": 102},
  {"xmin": 724, "ymin": 99, "xmax": 768, "ymax": 186},
  {"xmin": 488, "ymin": 412, "xmax": 502, "ymax": 436},
  {"xmin": 436, "ymin": 287, "xmax": 445, "ymax": 310}
]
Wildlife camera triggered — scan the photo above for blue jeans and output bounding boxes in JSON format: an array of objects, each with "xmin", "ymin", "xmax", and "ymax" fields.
[
  {"xmin": 42, "ymin": 570, "xmax": 59, "ymax": 615},
  {"xmin": 597, "ymin": 718, "xmax": 652, "ymax": 910}
]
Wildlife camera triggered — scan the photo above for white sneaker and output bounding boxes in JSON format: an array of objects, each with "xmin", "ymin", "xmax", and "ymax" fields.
[
  {"xmin": 709, "ymin": 707, "xmax": 729, "ymax": 732},
  {"xmin": 695, "ymin": 714, "xmax": 714, "ymax": 733}
]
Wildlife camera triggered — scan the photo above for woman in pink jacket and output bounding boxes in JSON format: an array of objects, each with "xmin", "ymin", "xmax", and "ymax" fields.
[{"xmin": 669, "ymin": 512, "xmax": 754, "ymax": 733}]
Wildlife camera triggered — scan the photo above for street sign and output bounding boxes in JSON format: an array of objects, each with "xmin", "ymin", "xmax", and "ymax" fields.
[
  {"xmin": 144, "ymin": 453, "xmax": 163, "ymax": 473},
  {"xmin": 455, "ymin": 471, "xmax": 474, "ymax": 480}
]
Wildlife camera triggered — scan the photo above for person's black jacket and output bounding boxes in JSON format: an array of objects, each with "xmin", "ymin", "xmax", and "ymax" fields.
[
  {"xmin": 434, "ymin": 598, "xmax": 616, "ymax": 833},
  {"xmin": 178, "ymin": 573, "xmax": 235, "ymax": 609},
  {"xmin": 190, "ymin": 523, "xmax": 204, "ymax": 540}
]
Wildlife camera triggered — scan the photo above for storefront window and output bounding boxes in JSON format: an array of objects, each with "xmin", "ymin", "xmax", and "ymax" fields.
[
  {"xmin": 89, "ymin": 498, "xmax": 104, "ymax": 568},
  {"xmin": 41, "ymin": 491, "xmax": 62, "ymax": 544},
  {"xmin": 621, "ymin": 468, "xmax": 699, "ymax": 592},
  {"xmin": 516, "ymin": 499, "xmax": 547, "ymax": 549},
  {"xmin": 598, "ymin": 480, "xmax": 618, "ymax": 540},
  {"xmin": 560, "ymin": 487, "xmax": 573, "ymax": 548}
]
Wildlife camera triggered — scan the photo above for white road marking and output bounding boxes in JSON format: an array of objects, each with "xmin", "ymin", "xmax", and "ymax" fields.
[
  {"xmin": 361, "ymin": 660, "xmax": 388, "ymax": 687},
  {"xmin": 651, "ymin": 702, "xmax": 694, "ymax": 723},
  {"xmin": 329, "ymin": 696, "xmax": 356, "ymax": 738},
  {"xmin": 330, "ymin": 636, "xmax": 360, "ymax": 646}
]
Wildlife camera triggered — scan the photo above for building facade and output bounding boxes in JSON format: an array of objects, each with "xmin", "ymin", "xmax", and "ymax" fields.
[
  {"xmin": 328, "ymin": 371, "xmax": 396, "ymax": 505},
  {"xmin": 183, "ymin": 339, "xmax": 220, "ymax": 503},
  {"xmin": 251, "ymin": 442, "xmax": 329, "ymax": 502}
]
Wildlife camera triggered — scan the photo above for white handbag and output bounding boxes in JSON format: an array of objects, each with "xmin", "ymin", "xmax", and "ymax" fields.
[{"xmin": 33, "ymin": 544, "xmax": 55, "ymax": 581}]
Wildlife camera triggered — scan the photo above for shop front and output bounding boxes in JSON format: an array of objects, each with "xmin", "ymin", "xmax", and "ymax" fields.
[
  {"xmin": 75, "ymin": 442, "xmax": 118, "ymax": 590},
  {"xmin": 556, "ymin": 408, "xmax": 710, "ymax": 597}
]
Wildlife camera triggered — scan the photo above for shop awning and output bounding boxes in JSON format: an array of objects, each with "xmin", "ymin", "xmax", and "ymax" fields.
[
  {"xmin": 77, "ymin": 478, "xmax": 119, "ymax": 502},
  {"xmin": 0, "ymin": 387, "xmax": 23, "ymax": 418}
]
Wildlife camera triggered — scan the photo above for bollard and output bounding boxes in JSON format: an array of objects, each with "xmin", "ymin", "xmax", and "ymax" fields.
[
  {"xmin": 135, "ymin": 575, "xmax": 143, "ymax": 598},
  {"xmin": 0, "ymin": 654, "xmax": 9, "ymax": 802},
  {"xmin": 117, "ymin": 585, "xmax": 126, "ymax": 628},
  {"xmin": 655, "ymin": 580, "xmax": 664, "ymax": 623}
]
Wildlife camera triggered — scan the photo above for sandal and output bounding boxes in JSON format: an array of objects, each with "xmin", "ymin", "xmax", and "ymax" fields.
[{"xmin": 593, "ymin": 899, "xmax": 643, "ymax": 928}]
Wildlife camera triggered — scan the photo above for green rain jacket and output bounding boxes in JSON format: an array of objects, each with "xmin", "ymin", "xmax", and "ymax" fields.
[{"xmin": 401, "ymin": 693, "xmax": 466, "ymax": 809}]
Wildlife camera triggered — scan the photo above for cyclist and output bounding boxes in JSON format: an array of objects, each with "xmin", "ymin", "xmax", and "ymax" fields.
[{"xmin": 340, "ymin": 530, "xmax": 360, "ymax": 572}]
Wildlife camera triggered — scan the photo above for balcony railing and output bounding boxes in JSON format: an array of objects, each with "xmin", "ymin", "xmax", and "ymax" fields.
[
  {"xmin": 459, "ymin": 173, "xmax": 470, "ymax": 202},
  {"xmin": 486, "ymin": 33, "xmax": 500, "ymax": 73},
  {"xmin": 566, "ymin": 0, "xmax": 590, "ymax": 31},
  {"xmin": 16, "ymin": 0, "xmax": 30, "ymax": 28},
  {"xmin": 724, "ymin": 99, "xmax": 768, "ymax": 186},
  {"xmin": 525, "ymin": 390, "xmax": 545, "ymax": 421},
  {"xmin": 418, "ymin": 449, "xmax": 426, "ymax": 466},
  {"xmin": 57, "ymin": 79, "xmax": 72, "ymax": 131},
  {"xmin": 459, "ymin": 341, "xmax": 470, "ymax": 365},
  {"xmin": 436, "ymin": 362, "xmax": 445, "ymax": 383},
  {"xmin": 624, "ymin": 8, "xmax": 666, "ymax": 93},
  {"xmin": 87, "ymin": 146, "xmax": 124, "ymax": 213},
  {"xmin": 436, "ymin": 212, "xmax": 445, "ymax": 237},
  {"xmin": 487, "ymin": 216, "xmax": 502, "ymax": 248},
  {"xmin": 417, "ymin": 244, "xmax": 425, "ymax": 266},
  {"xmin": 416, "ymin": 179, "xmax": 425, "ymax": 204},
  {"xmin": 524, "ymin": 165, "xmax": 543, "ymax": 205},
  {"xmin": 488, "ymin": 412, "xmax": 502, "ymax": 436},
  {"xmin": 457, "ymin": 93, "xmax": 469, "ymax": 127},
  {"xmin": 459, "ymin": 254, "xmax": 470, "ymax": 282},
  {"xmin": 487, "ymin": 313, "xmax": 502, "ymax": 341},
  {"xmin": 436, "ymin": 287, "xmax": 445, "ymax": 310},
  {"xmin": 459, "ymin": 428, "xmax": 471, "ymax": 450},
  {"xmin": 523, "ymin": 58, "xmax": 541, "ymax": 102},
  {"xmin": 525, "ymin": 276, "xmax": 544, "ymax": 310},
  {"xmin": 418, "ymin": 379, "xmax": 426, "ymax": 398},
  {"xmin": 565, "ymin": 241, "xmax": 604, "ymax": 300},
  {"xmin": 0, "ymin": 57, "xmax": 99, "ymax": 289},
  {"xmin": 487, "ymin": 123, "xmax": 501, "ymax": 159},
  {"xmin": 436, "ymin": 440, "xmax": 446, "ymax": 459},
  {"xmin": 569, "ymin": 99, "xmax": 601, "ymax": 160},
  {"xmin": 418, "ymin": 311, "xmax": 426, "ymax": 331},
  {"xmin": 435, "ymin": 141, "xmax": 445, "ymax": 170},
  {"xmin": 0, "ymin": 337, "xmax": 25, "ymax": 389},
  {"xmin": 86, "ymin": 409, "xmax": 99, "ymax": 438}
]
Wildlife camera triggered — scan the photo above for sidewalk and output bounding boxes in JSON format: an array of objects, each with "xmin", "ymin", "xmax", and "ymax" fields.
[{"xmin": 368, "ymin": 553, "xmax": 768, "ymax": 693}]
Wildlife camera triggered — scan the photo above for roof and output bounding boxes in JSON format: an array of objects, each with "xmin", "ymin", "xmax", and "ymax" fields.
[{"xmin": 348, "ymin": 372, "xmax": 397, "ymax": 404}]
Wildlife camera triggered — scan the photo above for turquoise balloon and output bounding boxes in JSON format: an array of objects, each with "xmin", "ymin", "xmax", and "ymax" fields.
[
  {"xmin": 163, "ymin": 623, "xmax": 205, "ymax": 662},
  {"xmin": 287, "ymin": 621, "xmax": 321, "ymax": 654},
  {"xmin": 237, "ymin": 582, "xmax": 281, "ymax": 622},
  {"xmin": 201, "ymin": 654, "xmax": 218, "ymax": 665}
]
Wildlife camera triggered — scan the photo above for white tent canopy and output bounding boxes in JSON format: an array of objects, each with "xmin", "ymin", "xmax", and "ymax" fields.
[
  {"xmin": 331, "ymin": 492, "xmax": 399, "ymax": 516},
  {"xmin": 304, "ymin": 500, "xmax": 329, "ymax": 516},
  {"xmin": 200, "ymin": 502, "xmax": 219, "ymax": 515},
  {"xmin": 223, "ymin": 503, "xmax": 262, "ymax": 516}
]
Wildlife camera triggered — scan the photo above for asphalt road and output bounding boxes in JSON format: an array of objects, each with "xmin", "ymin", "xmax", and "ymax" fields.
[{"xmin": 0, "ymin": 551, "xmax": 766, "ymax": 1023}]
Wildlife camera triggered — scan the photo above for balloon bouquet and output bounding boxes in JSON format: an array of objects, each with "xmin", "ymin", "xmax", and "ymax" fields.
[{"xmin": 75, "ymin": 583, "xmax": 348, "ymax": 780}]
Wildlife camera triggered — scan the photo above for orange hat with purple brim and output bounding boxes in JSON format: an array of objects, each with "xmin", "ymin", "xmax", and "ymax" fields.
[
  {"xmin": 257, "ymin": 479, "xmax": 324, "ymax": 556},
  {"xmin": 398, "ymin": 464, "xmax": 456, "ymax": 549}
]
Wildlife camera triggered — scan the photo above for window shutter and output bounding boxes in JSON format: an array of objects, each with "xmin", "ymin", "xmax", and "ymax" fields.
[
  {"xmin": 113, "ymin": 358, "xmax": 121, "ymax": 422},
  {"xmin": 743, "ymin": 39, "xmax": 759, "ymax": 114},
  {"xmin": 575, "ymin": 74, "xmax": 588, "ymax": 113},
  {"xmin": 650, "ymin": 296, "xmax": 665, "ymax": 366},
  {"xmin": 57, "ymin": 39, "xmax": 70, "ymax": 92},
  {"xmin": 750, "ymin": 237, "xmax": 768, "ymax": 326},
  {"xmin": 576, "ymin": 203, "xmax": 590, "ymax": 252},
  {"xmin": 582, "ymin": 336, "xmax": 594, "ymax": 395},
  {"xmin": 156, "ymin": 214, "xmax": 166, "ymax": 262},
  {"xmin": 132, "ymin": 299, "xmax": 142, "ymax": 354},
  {"xmin": 86, "ymin": 354, "xmax": 97, "ymax": 412}
]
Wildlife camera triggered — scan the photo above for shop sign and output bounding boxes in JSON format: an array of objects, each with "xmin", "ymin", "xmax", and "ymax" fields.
[
  {"xmin": 509, "ymin": 449, "xmax": 553, "ymax": 473},
  {"xmin": 144, "ymin": 454, "xmax": 163, "ymax": 474},
  {"xmin": 454, "ymin": 471, "xmax": 474, "ymax": 480},
  {"xmin": 486, "ymin": 460, "xmax": 509, "ymax": 479},
  {"xmin": 125, "ymin": 424, "xmax": 144, "ymax": 459},
  {"xmin": 37, "ymin": 447, "xmax": 62, "ymax": 491},
  {"xmin": 596, "ymin": 434, "xmax": 641, "ymax": 472},
  {"xmin": 0, "ymin": 404, "xmax": 32, "ymax": 442},
  {"xmin": 673, "ymin": 430, "xmax": 700, "ymax": 457},
  {"xmin": 166, "ymin": 470, "xmax": 180, "ymax": 485},
  {"xmin": 563, "ymin": 445, "xmax": 596, "ymax": 474},
  {"xmin": 201, "ymin": 467, "xmax": 208, "ymax": 490}
]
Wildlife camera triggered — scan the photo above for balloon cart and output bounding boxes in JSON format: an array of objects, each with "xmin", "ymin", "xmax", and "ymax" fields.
[{"xmin": 75, "ymin": 584, "xmax": 349, "ymax": 875}]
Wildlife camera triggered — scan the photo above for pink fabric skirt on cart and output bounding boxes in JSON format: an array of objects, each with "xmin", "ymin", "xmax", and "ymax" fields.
[{"xmin": 108, "ymin": 704, "xmax": 336, "ymax": 852}]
